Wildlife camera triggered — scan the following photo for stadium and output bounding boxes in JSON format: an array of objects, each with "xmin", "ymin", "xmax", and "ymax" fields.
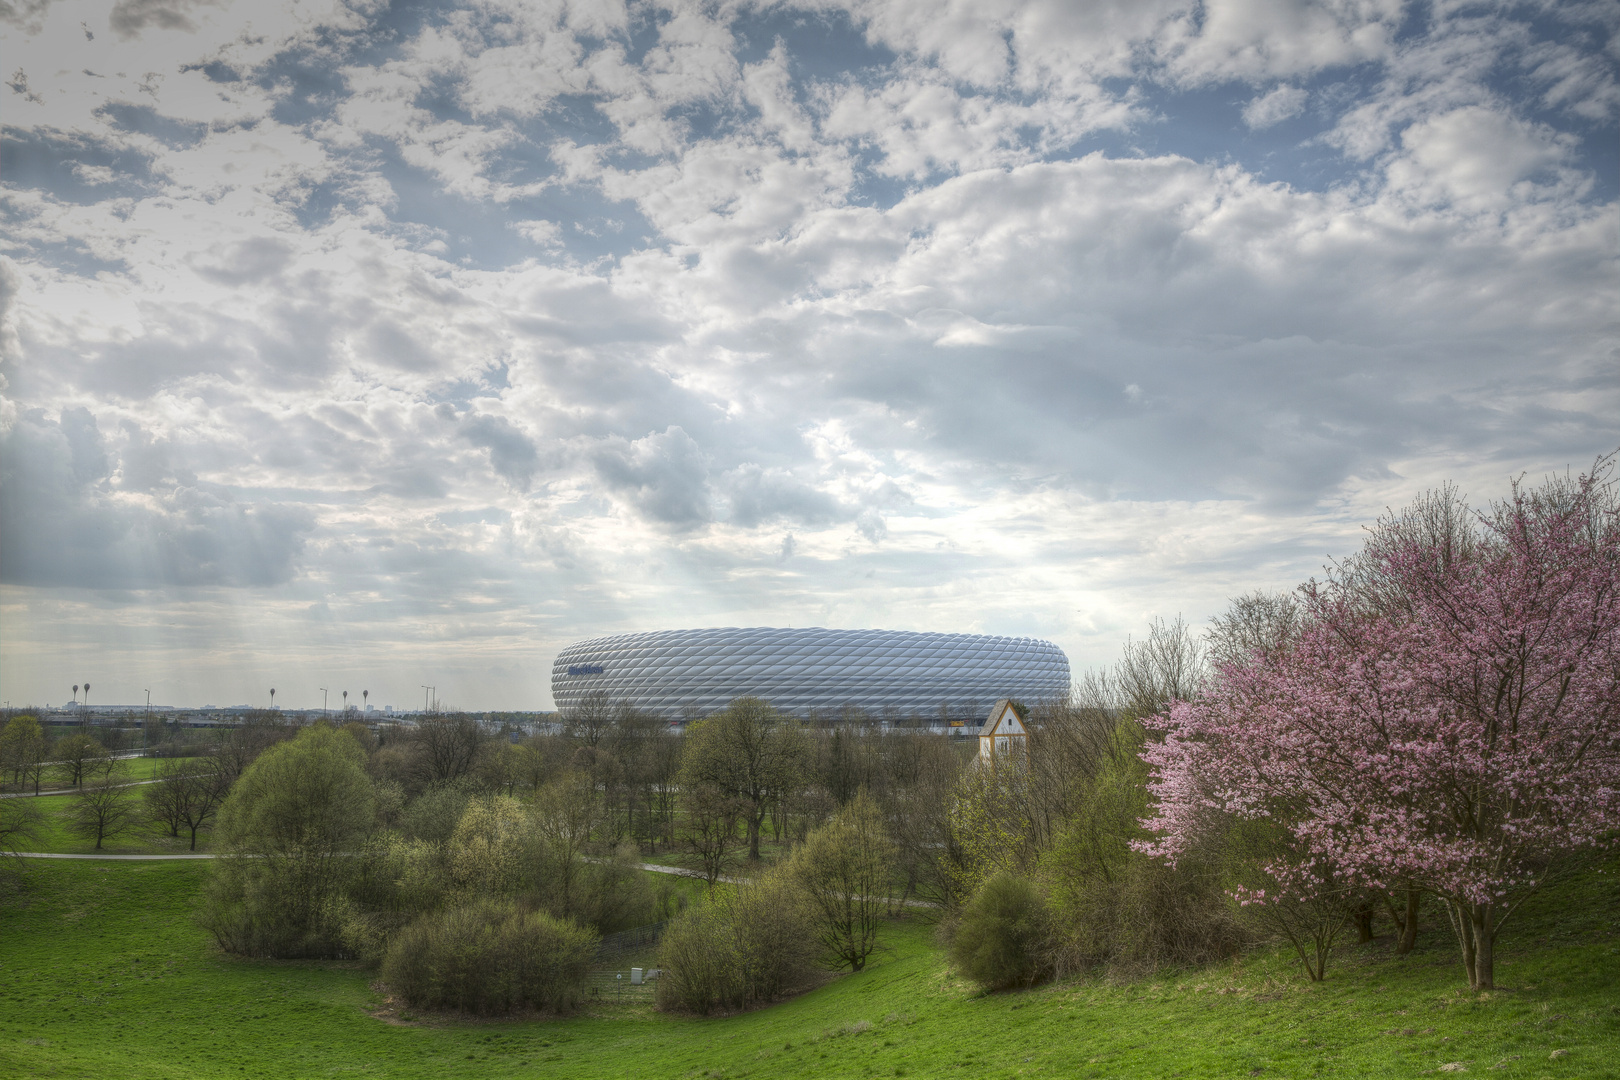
[{"xmin": 550, "ymin": 627, "xmax": 1070, "ymax": 721}]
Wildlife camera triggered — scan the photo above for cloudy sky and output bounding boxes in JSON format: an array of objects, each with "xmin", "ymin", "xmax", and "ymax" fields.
[{"xmin": 1, "ymin": 0, "xmax": 1615, "ymax": 712}]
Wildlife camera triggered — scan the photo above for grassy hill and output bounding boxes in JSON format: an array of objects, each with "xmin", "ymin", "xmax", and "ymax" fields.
[{"xmin": 1, "ymin": 857, "xmax": 1616, "ymax": 1079}]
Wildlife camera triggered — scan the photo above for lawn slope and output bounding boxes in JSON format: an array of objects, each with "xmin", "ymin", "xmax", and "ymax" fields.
[{"xmin": 1, "ymin": 859, "xmax": 1616, "ymax": 1079}]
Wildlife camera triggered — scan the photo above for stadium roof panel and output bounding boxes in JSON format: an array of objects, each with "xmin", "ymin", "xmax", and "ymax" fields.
[{"xmin": 552, "ymin": 627, "xmax": 1070, "ymax": 721}]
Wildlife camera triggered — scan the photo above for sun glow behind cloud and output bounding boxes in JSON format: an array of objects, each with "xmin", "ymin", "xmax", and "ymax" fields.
[{"xmin": 1, "ymin": 0, "xmax": 1615, "ymax": 710}]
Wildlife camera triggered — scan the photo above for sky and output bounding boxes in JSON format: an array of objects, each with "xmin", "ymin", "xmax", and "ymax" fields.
[{"xmin": 1, "ymin": 0, "xmax": 1615, "ymax": 712}]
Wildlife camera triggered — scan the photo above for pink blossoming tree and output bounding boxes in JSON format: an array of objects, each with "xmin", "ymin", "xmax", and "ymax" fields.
[{"xmin": 1140, "ymin": 460, "xmax": 1620, "ymax": 989}]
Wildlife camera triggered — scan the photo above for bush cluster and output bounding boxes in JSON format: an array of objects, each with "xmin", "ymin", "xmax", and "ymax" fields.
[
  {"xmin": 949, "ymin": 873, "xmax": 1050, "ymax": 990},
  {"xmin": 655, "ymin": 867, "xmax": 818, "ymax": 1015},
  {"xmin": 381, "ymin": 900, "xmax": 597, "ymax": 1015}
]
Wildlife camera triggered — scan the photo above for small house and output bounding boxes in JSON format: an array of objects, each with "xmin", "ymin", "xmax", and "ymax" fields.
[{"xmin": 977, "ymin": 699, "xmax": 1027, "ymax": 764}]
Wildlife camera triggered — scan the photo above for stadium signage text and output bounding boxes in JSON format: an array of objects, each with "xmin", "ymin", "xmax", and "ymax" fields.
[{"xmin": 567, "ymin": 664, "xmax": 605, "ymax": 676}]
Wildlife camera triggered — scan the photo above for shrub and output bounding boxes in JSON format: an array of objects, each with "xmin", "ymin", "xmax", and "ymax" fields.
[
  {"xmin": 655, "ymin": 903, "xmax": 742, "ymax": 1015},
  {"xmin": 949, "ymin": 873, "xmax": 1050, "ymax": 990},
  {"xmin": 1045, "ymin": 849, "xmax": 1246, "ymax": 975},
  {"xmin": 730, "ymin": 867, "xmax": 818, "ymax": 1003},
  {"xmin": 1040, "ymin": 733, "xmax": 1246, "ymax": 976},
  {"xmin": 564, "ymin": 843, "xmax": 660, "ymax": 935},
  {"xmin": 381, "ymin": 899, "xmax": 597, "ymax": 1015},
  {"xmin": 656, "ymin": 866, "xmax": 816, "ymax": 1014}
]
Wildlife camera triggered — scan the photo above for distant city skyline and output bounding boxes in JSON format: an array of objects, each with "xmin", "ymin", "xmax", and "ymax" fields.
[{"xmin": 2, "ymin": 1, "xmax": 1615, "ymax": 709}]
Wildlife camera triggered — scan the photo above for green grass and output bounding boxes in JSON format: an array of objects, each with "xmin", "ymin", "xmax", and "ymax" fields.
[
  {"xmin": 12, "ymin": 788, "xmax": 214, "ymax": 855},
  {"xmin": 1, "ymin": 858, "xmax": 1616, "ymax": 1079},
  {"xmin": 4, "ymin": 755, "xmax": 170, "ymax": 797}
]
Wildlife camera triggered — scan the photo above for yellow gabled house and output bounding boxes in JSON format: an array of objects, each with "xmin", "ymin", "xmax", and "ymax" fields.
[{"xmin": 977, "ymin": 698, "xmax": 1028, "ymax": 764}]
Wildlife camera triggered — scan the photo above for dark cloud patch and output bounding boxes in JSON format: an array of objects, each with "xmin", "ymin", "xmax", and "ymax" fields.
[
  {"xmin": 591, "ymin": 426, "xmax": 712, "ymax": 528},
  {"xmin": 109, "ymin": 0, "xmax": 205, "ymax": 39},
  {"xmin": 508, "ymin": 277, "xmax": 677, "ymax": 347},
  {"xmin": 462, "ymin": 414, "xmax": 540, "ymax": 492},
  {"xmin": 190, "ymin": 236, "xmax": 293, "ymax": 286},
  {"xmin": 0, "ymin": 0, "xmax": 54, "ymax": 33},
  {"xmin": 366, "ymin": 319, "xmax": 441, "ymax": 373},
  {"xmin": 58, "ymin": 405, "xmax": 109, "ymax": 484},
  {"xmin": 0, "ymin": 409, "xmax": 314, "ymax": 588},
  {"xmin": 721, "ymin": 463, "xmax": 843, "ymax": 528}
]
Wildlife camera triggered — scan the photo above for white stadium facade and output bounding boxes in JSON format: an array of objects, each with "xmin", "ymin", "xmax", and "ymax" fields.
[{"xmin": 550, "ymin": 627, "xmax": 1071, "ymax": 721}]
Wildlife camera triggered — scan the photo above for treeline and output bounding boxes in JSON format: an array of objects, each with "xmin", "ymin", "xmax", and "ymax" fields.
[{"xmin": 62, "ymin": 694, "xmax": 970, "ymax": 1015}]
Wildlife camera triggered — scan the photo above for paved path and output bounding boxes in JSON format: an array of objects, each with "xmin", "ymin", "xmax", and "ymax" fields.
[
  {"xmin": 630, "ymin": 860, "xmax": 936, "ymax": 907},
  {"xmin": 1, "ymin": 778, "xmax": 168, "ymax": 799},
  {"xmin": 632, "ymin": 861, "xmax": 756, "ymax": 886},
  {"xmin": 12, "ymin": 855, "xmax": 937, "ymax": 905}
]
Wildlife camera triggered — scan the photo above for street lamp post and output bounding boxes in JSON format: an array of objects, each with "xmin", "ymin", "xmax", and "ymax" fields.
[
  {"xmin": 319, "ymin": 687, "xmax": 328, "ymax": 715},
  {"xmin": 143, "ymin": 689, "xmax": 150, "ymax": 754},
  {"xmin": 420, "ymin": 685, "xmax": 435, "ymax": 715}
]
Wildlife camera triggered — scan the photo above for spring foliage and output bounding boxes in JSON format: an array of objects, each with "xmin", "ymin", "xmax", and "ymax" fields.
[{"xmin": 1141, "ymin": 462, "xmax": 1620, "ymax": 989}]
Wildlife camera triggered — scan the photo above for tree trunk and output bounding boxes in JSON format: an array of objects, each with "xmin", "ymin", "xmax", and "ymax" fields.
[
  {"xmin": 1471, "ymin": 903, "xmax": 1495, "ymax": 990},
  {"xmin": 1398, "ymin": 888, "xmax": 1419, "ymax": 955},
  {"xmin": 1447, "ymin": 899, "xmax": 1494, "ymax": 989},
  {"xmin": 747, "ymin": 805, "xmax": 763, "ymax": 860},
  {"xmin": 1354, "ymin": 899, "xmax": 1375, "ymax": 943}
]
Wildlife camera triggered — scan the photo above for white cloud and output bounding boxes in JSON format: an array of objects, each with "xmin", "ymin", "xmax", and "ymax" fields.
[
  {"xmin": 0, "ymin": 0, "xmax": 1614, "ymax": 709},
  {"xmin": 1242, "ymin": 84, "xmax": 1308, "ymax": 128}
]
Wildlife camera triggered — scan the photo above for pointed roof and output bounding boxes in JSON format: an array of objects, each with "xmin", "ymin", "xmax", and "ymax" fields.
[{"xmin": 977, "ymin": 699, "xmax": 1026, "ymax": 738}]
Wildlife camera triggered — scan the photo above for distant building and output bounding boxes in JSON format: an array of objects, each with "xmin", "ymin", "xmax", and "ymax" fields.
[
  {"xmin": 977, "ymin": 699, "xmax": 1029, "ymax": 763},
  {"xmin": 551, "ymin": 627, "xmax": 1070, "ymax": 722}
]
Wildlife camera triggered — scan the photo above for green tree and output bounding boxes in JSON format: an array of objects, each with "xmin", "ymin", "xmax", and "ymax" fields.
[
  {"xmin": 68, "ymin": 757, "xmax": 137, "ymax": 850},
  {"xmin": 680, "ymin": 698, "xmax": 806, "ymax": 860},
  {"xmin": 144, "ymin": 757, "xmax": 226, "ymax": 850},
  {"xmin": 202, "ymin": 724, "xmax": 377, "ymax": 958},
  {"xmin": 530, "ymin": 771, "xmax": 599, "ymax": 917},
  {"xmin": 216, "ymin": 724, "xmax": 375, "ymax": 859},
  {"xmin": 0, "ymin": 715, "xmax": 47, "ymax": 794},
  {"xmin": 680, "ymin": 783, "xmax": 743, "ymax": 888},
  {"xmin": 448, "ymin": 795, "xmax": 536, "ymax": 895},
  {"xmin": 788, "ymin": 789, "xmax": 895, "ymax": 972},
  {"xmin": 52, "ymin": 731, "xmax": 106, "ymax": 789}
]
